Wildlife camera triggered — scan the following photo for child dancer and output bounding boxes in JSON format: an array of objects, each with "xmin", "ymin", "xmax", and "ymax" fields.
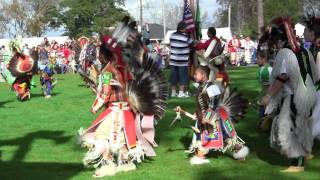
[
  {"xmin": 40, "ymin": 66, "xmax": 56, "ymax": 98},
  {"xmin": 174, "ymin": 66, "xmax": 249, "ymax": 165}
]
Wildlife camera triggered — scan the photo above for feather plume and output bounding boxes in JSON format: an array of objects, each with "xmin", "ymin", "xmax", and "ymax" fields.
[{"xmin": 219, "ymin": 86, "xmax": 248, "ymax": 123}]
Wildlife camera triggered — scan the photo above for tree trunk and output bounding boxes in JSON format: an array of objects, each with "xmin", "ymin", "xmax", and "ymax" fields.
[{"xmin": 257, "ymin": 0, "xmax": 264, "ymax": 37}]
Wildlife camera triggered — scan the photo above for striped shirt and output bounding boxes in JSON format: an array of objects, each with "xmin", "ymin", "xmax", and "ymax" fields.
[{"xmin": 169, "ymin": 31, "xmax": 193, "ymax": 66}]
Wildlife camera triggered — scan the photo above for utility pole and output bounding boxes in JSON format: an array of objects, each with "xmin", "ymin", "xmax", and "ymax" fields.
[
  {"xmin": 140, "ymin": 0, "xmax": 143, "ymax": 33},
  {"xmin": 162, "ymin": 0, "xmax": 166, "ymax": 40},
  {"xmin": 228, "ymin": 5, "xmax": 231, "ymax": 29},
  {"xmin": 257, "ymin": 0, "xmax": 264, "ymax": 37}
]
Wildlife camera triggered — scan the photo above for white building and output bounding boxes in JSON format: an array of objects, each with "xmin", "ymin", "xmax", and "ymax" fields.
[
  {"xmin": 163, "ymin": 27, "xmax": 232, "ymax": 44},
  {"xmin": 0, "ymin": 36, "xmax": 70, "ymax": 48}
]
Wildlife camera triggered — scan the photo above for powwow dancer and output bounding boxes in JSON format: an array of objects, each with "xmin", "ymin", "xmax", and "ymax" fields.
[
  {"xmin": 262, "ymin": 17, "xmax": 319, "ymax": 173},
  {"xmin": 40, "ymin": 65, "xmax": 57, "ymax": 99},
  {"xmin": 302, "ymin": 14, "xmax": 320, "ymax": 141},
  {"xmin": 77, "ymin": 36, "xmax": 100, "ymax": 89},
  {"xmin": 171, "ymin": 66, "xmax": 249, "ymax": 165},
  {"xmin": 78, "ymin": 17, "xmax": 168, "ymax": 177},
  {"xmin": 7, "ymin": 40, "xmax": 38, "ymax": 101}
]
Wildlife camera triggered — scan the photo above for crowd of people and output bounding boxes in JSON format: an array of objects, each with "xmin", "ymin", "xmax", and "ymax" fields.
[{"xmin": 0, "ymin": 37, "xmax": 78, "ymax": 80}]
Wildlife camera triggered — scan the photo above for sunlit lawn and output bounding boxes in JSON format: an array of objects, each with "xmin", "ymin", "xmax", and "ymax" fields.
[{"xmin": 0, "ymin": 66, "xmax": 319, "ymax": 180}]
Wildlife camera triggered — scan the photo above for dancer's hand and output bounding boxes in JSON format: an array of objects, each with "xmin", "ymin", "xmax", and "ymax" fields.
[
  {"xmin": 262, "ymin": 95, "xmax": 271, "ymax": 106},
  {"xmin": 91, "ymin": 109, "xmax": 96, "ymax": 115},
  {"xmin": 110, "ymin": 79, "xmax": 122, "ymax": 87},
  {"xmin": 193, "ymin": 113, "xmax": 197, "ymax": 120},
  {"xmin": 174, "ymin": 106, "xmax": 182, "ymax": 112},
  {"xmin": 201, "ymin": 119, "xmax": 212, "ymax": 125}
]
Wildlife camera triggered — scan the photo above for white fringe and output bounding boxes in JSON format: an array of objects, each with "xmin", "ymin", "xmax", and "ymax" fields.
[
  {"xmin": 185, "ymin": 141, "xmax": 209, "ymax": 155},
  {"xmin": 83, "ymin": 139, "xmax": 109, "ymax": 167},
  {"xmin": 127, "ymin": 142, "xmax": 146, "ymax": 163},
  {"xmin": 294, "ymin": 74, "xmax": 316, "ymax": 118}
]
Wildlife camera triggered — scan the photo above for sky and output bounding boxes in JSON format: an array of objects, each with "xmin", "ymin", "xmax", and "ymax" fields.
[{"xmin": 45, "ymin": 0, "xmax": 219, "ymax": 37}]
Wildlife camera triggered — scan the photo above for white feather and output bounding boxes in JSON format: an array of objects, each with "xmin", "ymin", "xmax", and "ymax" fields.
[{"xmin": 233, "ymin": 146, "xmax": 249, "ymax": 160}]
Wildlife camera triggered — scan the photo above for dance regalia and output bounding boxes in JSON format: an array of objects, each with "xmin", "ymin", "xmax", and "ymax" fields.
[
  {"xmin": 77, "ymin": 36, "xmax": 101, "ymax": 91},
  {"xmin": 267, "ymin": 47, "xmax": 319, "ymax": 159},
  {"xmin": 12, "ymin": 74, "xmax": 32, "ymax": 100},
  {"xmin": 195, "ymin": 37, "xmax": 228, "ymax": 84},
  {"xmin": 40, "ymin": 66, "xmax": 56, "ymax": 98},
  {"xmin": 78, "ymin": 17, "xmax": 168, "ymax": 177},
  {"xmin": 305, "ymin": 16, "xmax": 320, "ymax": 140},
  {"xmin": 80, "ymin": 62, "xmax": 146, "ymax": 166},
  {"xmin": 262, "ymin": 18, "xmax": 320, "ymax": 164},
  {"xmin": 312, "ymin": 46, "xmax": 320, "ymax": 139},
  {"xmin": 8, "ymin": 46, "xmax": 38, "ymax": 101},
  {"xmin": 185, "ymin": 81, "xmax": 249, "ymax": 161},
  {"xmin": 2, "ymin": 50, "xmax": 15, "ymax": 84}
]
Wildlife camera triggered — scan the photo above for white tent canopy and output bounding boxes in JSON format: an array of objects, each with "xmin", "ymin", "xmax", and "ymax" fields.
[
  {"xmin": 0, "ymin": 36, "xmax": 70, "ymax": 48},
  {"xmin": 295, "ymin": 23, "xmax": 305, "ymax": 38},
  {"xmin": 163, "ymin": 27, "xmax": 232, "ymax": 44}
]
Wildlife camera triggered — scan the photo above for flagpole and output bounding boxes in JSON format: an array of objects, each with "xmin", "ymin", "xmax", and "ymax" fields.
[
  {"xmin": 189, "ymin": 0, "xmax": 195, "ymax": 17},
  {"xmin": 162, "ymin": 0, "xmax": 166, "ymax": 40}
]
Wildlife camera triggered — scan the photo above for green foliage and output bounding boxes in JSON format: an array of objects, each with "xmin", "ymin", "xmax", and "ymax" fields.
[
  {"xmin": 215, "ymin": 0, "xmax": 305, "ymax": 38},
  {"xmin": 1, "ymin": 68, "xmax": 320, "ymax": 179},
  {"xmin": 48, "ymin": 0, "xmax": 129, "ymax": 38},
  {"xmin": 264, "ymin": 0, "xmax": 302, "ymax": 23}
]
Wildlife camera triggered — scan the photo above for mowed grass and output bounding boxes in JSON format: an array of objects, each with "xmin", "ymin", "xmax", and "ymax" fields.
[{"xmin": 0, "ymin": 66, "xmax": 320, "ymax": 180}]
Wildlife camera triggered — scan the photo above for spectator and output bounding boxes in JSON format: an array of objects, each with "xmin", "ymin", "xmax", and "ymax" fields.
[
  {"xmin": 0, "ymin": 46, "xmax": 5, "ymax": 82},
  {"xmin": 228, "ymin": 35, "xmax": 241, "ymax": 66},
  {"xmin": 194, "ymin": 27, "xmax": 223, "ymax": 81},
  {"xmin": 169, "ymin": 21, "xmax": 193, "ymax": 98},
  {"xmin": 243, "ymin": 36, "xmax": 255, "ymax": 64},
  {"xmin": 145, "ymin": 39, "xmax": 153, "ymax": 52},
  {"xmin": 39, "ymin": 46, "xmax": 49, "ymax": 70},
  {"xmin": 256, "ymin": 49, "xmax": 272, "ymax": 130}
]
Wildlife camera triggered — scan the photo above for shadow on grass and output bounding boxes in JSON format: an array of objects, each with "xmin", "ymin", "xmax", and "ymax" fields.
[
  {"xmin": 236, "ymin": 108, "xmax": 288, "ymax": 167},
  {"xmin": 0, "ymin": 161, "xmax": 84, "ymax": 180},
  {"xmin": 0, "ymin": 130, "xmax": 71, "ymax": 162},
  {"xmin": 31, "ymin": 92, "xmax": 61, "ymax": 98},
  {"xmin": 0, "ymin": 100, "xmax": 13, "ymax": 108},
  {"xmin": 0, "ymin": 130, "xmax": 78, "ymax": 180},
  {"xmin": 78, "ymin": 84, "xmax": 87, "ymax": 88}
]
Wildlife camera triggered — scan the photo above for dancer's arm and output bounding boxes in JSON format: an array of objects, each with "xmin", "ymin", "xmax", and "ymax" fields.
[
  {"xmin": 91, "ymin": 84, "xmax": 112, "ymax": 114},
  {"xmin": 262, "ymin": 74, "xmax": 287, "ymax": 105}
]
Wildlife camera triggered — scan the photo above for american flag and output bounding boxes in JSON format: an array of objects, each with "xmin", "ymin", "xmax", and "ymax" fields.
[{"xmin": 183, "ymin": 0, "xmax": 195, "ymax": 33}]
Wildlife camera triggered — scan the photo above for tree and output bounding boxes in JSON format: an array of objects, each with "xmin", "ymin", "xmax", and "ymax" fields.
[
  {"xmin": 257, "ymin": 0, "xmax": 263, "ymax": 36},
  {"xmin": 302, "ymin": 0, "xmax": 320, "ymax": 14},
  {"xmin": 201, "ymin": 12, "xmax": 213, "ymax": 28},
  {"xmin": 214, "ymin": 0, "xmax": 305, "ymax": 39},
  {"xmin": 0, "ymin": 5, "xmax": 8, "ymax": 38},
  {"xmin": 24, "ymin": 0, "xmax": 57, "ymax": 37},
  {"xmin": 144, "ymin": 1, "xmax": 184, "ymax": 30},
  {"xmin": 48, "ymin": 0, "xmax": 129, "ymax": 38},
  {"xmin": 0, "ymin": 0, "xmax": 56, "ymax": 37}
]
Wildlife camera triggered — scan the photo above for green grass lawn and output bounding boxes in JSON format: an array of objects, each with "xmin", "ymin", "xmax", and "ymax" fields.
[{"xmin": 0, "ymin": 66, "xmax": 319, "ymax": 180}]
